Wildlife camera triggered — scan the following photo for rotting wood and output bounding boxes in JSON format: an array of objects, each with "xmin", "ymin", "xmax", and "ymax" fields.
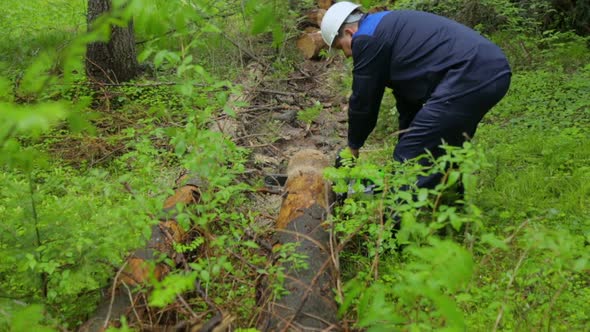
[
  {"xmin": 296, "ymin": 29, "xmax": 327, "ymax": 60},
  {"xmin": 80, "ymin": 178, "xmax": 203, "ymax": 332},
  {"xmin": 298, "ymin": 8, "xmax": 327, "ymax": 29},
  {"xmin": 295, "ymin": 1, "xmax": 389, "ymax": 59},
  {"xmin": 294, "ymin": 1, "xmax": 332, "ymax": 59},
  {"xmin": 257, "ymin": 149, "xmax": 339, "ymax": 331},
  {"xmin": 308, "ymin": 8, "xmax": 326, "ymax": 27},
  {"xmin": 318, "ymin": 0, "xmax": 335, "ymax": 10}
]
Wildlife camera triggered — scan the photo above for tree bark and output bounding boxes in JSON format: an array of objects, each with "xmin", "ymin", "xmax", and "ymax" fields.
[
  {"xmin": 298, "ymin": 8, "xmax": 327, "ymax": 29},
  {"xmin": 318, "ymin": 0, "xmax": 335, "ymax": 10},
  {"xmin": 257, "ymin": 149, "xmax": 339, "ymax": 332},
  {"xmin": 79, "ymin": 177, "xmax": 204, "ymax": 332},
  {"xmin": 86, "ymin": 0, "xmax": 139, "ymax": 83}
]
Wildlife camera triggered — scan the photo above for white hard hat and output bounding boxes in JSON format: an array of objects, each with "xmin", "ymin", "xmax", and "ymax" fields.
[{"xmin": 320, "ymin": 1, "xmax": 361, "ymax": 47}]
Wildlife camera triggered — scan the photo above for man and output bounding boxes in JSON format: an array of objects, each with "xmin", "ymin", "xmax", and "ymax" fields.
[{"xmin": 321, "ymin": 2, "xmax": 511, "ymax": 190}]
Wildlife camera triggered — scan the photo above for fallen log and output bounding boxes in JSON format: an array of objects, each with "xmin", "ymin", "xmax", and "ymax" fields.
[
  {"xmin": 80, "ymin": 178, "xmax": 203, "ymax": 332},
  {"xmin": 317, "ymin": 0, "xmax": 335, "ymax": 10},
  {"xmin": 298, "ymin": 8, "xmax": 327, "ymax": 29},
  {"xmin": 296, "ymin": 29, "xmax": 327, "ymax": 60},
  {"xmin": 258, "ymin": 149, "xmax": 339, "ymax": 331},
  {"xmin": 295, "ymin": 3, "xmax": 389, "ymax": 59}
]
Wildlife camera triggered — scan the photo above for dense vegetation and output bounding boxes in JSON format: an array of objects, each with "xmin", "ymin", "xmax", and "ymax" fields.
[{"xmin": 1, "ymin": 0, "xmax": 588, "ymax": 331}]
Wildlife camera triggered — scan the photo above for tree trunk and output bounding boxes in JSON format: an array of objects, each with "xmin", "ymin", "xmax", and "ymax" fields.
[{"xmin": 86, "ymin": 0, "xmax": 138, "ymax": 83}]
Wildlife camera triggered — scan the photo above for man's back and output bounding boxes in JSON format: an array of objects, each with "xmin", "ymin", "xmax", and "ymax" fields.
[{"xmin": 352, "ymin": 10, "xmax": 511, "ymax": 103}]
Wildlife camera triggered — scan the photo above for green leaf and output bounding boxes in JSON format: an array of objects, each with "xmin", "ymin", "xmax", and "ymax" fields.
[
  {"xmin": 398, "ymin": 191, "xmax": 413, "ymax": 202},
  {"xmin": 450, "ymin": 214, "xmax": 463, "ymax": 231},
  {"xmin": 153, "ymin": 50, "xmax": 167, "ymax": 67},
  {"xmin": 251, "ymin": 6, "xmax": 274, "ymax": 34},
  {"xmin": 224, "ymin": 105, "xmax": 237, "ymax": 117},
  {"xmin": 417, "ymin": 188, "xmax": 429, "ymax": 202},
  {"xmin": 447, "ymin": 171, "xmax": 461, "ymax": 186},
  {"xmin": 11, "ymin": 305, "xmax": 55, "ymax": 332},
  {"xmin": 150, "ymin": 272, "xmax": 197, "ymax": 307},
  {"xmin": 175, "ymin": 139, "xmax": 187, "ymax": 156},
  {"xmin": 573, "ymin": 257, "xmax": 587, "ymax": 271},
  {"xmin": 427, "ymin": 291, "xmax": 464, "ymax": 329},
  {"xmin": 200, "ymin": 269, "xmax": 210, "ymax": 283},
  {"xmin": 138, "ymin": 48, "xmax": 153, "ymax": 63},
  {"xmin": 481, "ymin": 233, "xmax": 508, "ymax": 250},
  {"xmin": 0, "ymin": 77, "xmax": 14, "ymax": 102},
  {"xmin": 202, "ymin": 23, "xmax": 221, "ymax": 33},
  {"xmin": 242, "ymin": 240, "xmax": 259, "ymax": 249}
]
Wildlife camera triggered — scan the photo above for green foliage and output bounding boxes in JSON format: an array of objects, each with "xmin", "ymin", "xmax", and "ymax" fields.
[
  {"xmin": 297, "ymin": 100, "xmax": 322, "ymax": 124},
  {"xmin": 467, "ymin": 59, "xmax": 590, "ymax": 329},
  {"xmin": 490, "ymin": 31, "xmax": 590, "ymax": 71},
  {"xmin": 392, "ymin": 0, "xmax": 590, "ymax": 71},
  {"xmin": 325, "ymin": 142, "xmax": 485, "ymax": 330},
  {"xmin": 0, "ymin": 0, "xmax": 84, "ymax": 77},
  {"xmin": 0, "ymin": 165, "xmax": 164, "ymax": 327},
  {"xmin": 394, "ymin": 0, "xmax": 590, "ymax": 36},
  {"xmin": 323, "ymin": 9, "xmax": 589, "ymax": 329},
  {"xmin": 341, "ymin": 239, "xmax": 474, "ymax": 331},
  {"xmin": 1, "ymin": 0, "xmax": 589, "ymax": 330},
  {"xmin": 244, "ymin": 0, "xmax": 291, "ymax": 48},
  {"xmin": 0, "ymin": 0, "xmax": 253, "ymax": 328},
  {"xmin": 8, "ymin": 304, "xmax": 56, "ymax": 332},
  {"xmin": 394, "ymin": 0, "xmax": 526, "ymax": 33}
]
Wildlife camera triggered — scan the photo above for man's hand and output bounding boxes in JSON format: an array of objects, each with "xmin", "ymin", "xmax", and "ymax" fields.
[{"xmin": 349, "ymin": 147, "xmax": 359, "ymax": 158}]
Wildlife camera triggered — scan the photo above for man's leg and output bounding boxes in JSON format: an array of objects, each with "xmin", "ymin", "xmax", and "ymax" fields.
[{"xmin": 393, "ymin": 74, "xmax": 511, "ymax": 189}]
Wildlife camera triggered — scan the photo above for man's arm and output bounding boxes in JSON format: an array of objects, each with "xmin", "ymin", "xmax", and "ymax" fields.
[{"xmin": 347, "ymin": 36, "xmax": 388, "ymax": 151}]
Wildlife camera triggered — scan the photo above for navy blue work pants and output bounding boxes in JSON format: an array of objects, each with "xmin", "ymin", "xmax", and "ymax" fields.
[{"xmin": 393, "ymin": 74, "xmax": 511, "ymax": 189}]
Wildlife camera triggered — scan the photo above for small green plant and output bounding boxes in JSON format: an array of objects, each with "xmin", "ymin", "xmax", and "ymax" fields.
[
  {"xmin": 325, "ymin": 142, "xmax": 486, "ymax": 330},
  {"xmin": 297, "ymin": 100, "xmax": 323, "ymax": 125}
]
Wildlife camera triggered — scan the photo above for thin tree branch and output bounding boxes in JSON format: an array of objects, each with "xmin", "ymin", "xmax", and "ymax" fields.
[
  {"xmin": 104, "ymin": 260, "xmax": 129, "ymax": 329},
  {"xmin": 221, "ymin": 32, "xmax": 259, "ymax": 61},
  {"xmin": 28, "ymin": 172, "xmax": 47, "ymax": 299},
  {"xmin": 492, "ymin": 249, "xmax": 529, "ymax": 332}
]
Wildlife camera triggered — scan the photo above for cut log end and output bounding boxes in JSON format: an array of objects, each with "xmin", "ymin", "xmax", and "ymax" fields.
[
  {"xmin": 296, "ymin": 30, "xmax": 328, "ymax": 60},
  {"xmin": 287, "ymin": 149, "xmax": 330, "ymax": 177}
]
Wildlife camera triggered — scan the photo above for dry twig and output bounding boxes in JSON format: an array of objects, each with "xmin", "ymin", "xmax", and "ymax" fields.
[{"xmin": 103, "ymin": 260, "xmax": 129, "ymax": 329}]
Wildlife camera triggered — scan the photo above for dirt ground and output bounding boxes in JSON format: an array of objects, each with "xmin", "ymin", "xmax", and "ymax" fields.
[{"xmin": 214, "ymin": 58, "xmax": 350, "ymax": 228}]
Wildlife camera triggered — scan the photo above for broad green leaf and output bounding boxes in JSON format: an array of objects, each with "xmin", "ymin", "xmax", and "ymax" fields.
[{"xmin": 251, "ymin": 6, "xmax": 273, "ymax": 34}]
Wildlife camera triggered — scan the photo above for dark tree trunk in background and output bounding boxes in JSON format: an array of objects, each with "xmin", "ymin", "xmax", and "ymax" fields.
[
  {"xmin": 86, "ymin": 0, "xmax": 138, "ymax": 83},
  {"xmin": 551, "ymin": 0, "xmax": 590, "ymax": 35}
]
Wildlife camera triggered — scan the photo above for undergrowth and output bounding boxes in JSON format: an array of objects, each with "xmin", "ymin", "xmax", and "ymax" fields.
[
  {"xmin": 323, "ymin": 1, "xmax": 590, "ymax": 330},
  {"xmin": 1, "ymin": 0, "xmax": 589, "ymax": 331}
]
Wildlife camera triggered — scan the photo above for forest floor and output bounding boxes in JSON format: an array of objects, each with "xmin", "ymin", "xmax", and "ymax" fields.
[
  {"xmin": 3, "ymin": 1, "xmax": 589, "ymax": 330},
  {"xmin": 221, "ymin": 59, "xmax": 350, "ymax": 228}
]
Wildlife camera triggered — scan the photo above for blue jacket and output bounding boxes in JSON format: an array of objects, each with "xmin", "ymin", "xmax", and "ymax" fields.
[{"xmin": 348, "ymin": 10, "xmax": 511, "ymax": 149}]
